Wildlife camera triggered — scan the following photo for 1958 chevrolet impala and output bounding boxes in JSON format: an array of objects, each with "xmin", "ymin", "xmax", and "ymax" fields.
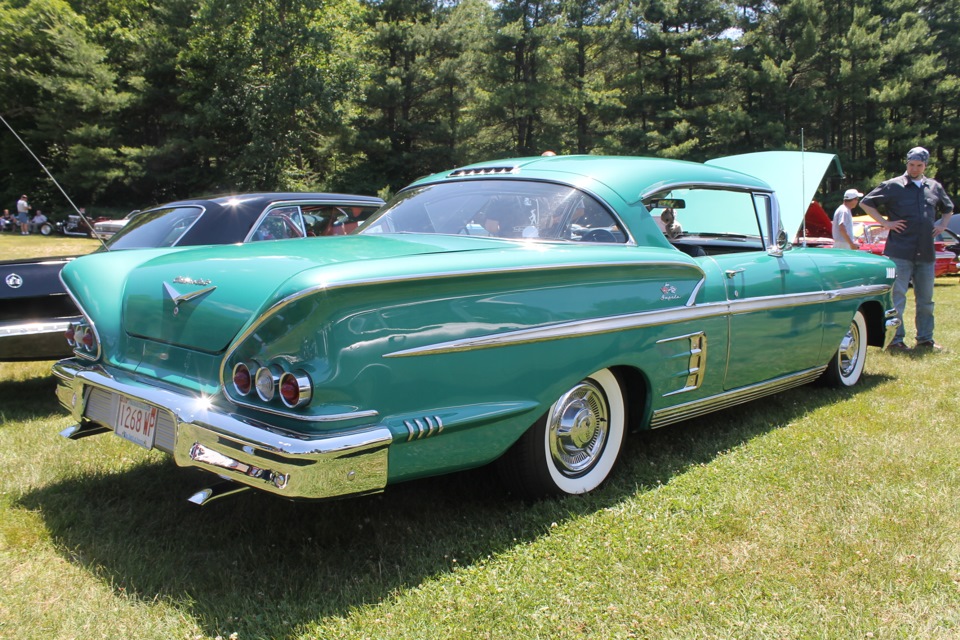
[{"xmin": 53, "ymin": 153, "xmax": 899, "ymax": 504}]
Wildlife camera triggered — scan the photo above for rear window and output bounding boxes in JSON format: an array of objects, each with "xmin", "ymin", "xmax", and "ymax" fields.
[
  {"xmin": 106, "ymin": 206, "xmax": 203, "ymax": 249},
  {"xmin": 362, "ymin": 180, "xmax": 626, "ymax": 243}
]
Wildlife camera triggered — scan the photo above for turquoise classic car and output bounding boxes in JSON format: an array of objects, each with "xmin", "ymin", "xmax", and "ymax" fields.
[{"xmin": 53, "ymin": 153, "xmax": 899, "ymax": 504}]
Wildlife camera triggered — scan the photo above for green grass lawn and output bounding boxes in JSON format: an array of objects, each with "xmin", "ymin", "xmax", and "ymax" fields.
[
  {"xmin": 0, "ymin": 232, "xmax": 101, "ymax": 260},
  {"xmin": 1, "ymin": 276, "xmax": 959, "ymax": 639}
]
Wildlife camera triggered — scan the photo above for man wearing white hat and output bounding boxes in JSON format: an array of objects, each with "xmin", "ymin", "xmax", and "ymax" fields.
[
  {"xmin": 860, "ymin": 146, "xmax": 954, "ymax": 352},
  {"xmin": 832, "ymin": 188, "xmax": 863, "ymax": 250}
]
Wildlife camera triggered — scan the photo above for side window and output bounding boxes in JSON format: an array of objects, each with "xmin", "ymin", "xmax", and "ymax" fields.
[
  {"xmin": 303, "ymin": 205, "xmax": 380, "ymax": 236},
  {"xmin": 519, "ymin": 195, "xmax": 626, "ymax": 242},
  {"xmin": 645, "ymin": 188, "xmax": 767, "ymax": 254},
  {"xmin": 252, "ymin": 206, "xmax": 305, "ymax": 241},
  {"xmin": 754, "ymin": 194, "xmax": 772, "ymax": 245}
]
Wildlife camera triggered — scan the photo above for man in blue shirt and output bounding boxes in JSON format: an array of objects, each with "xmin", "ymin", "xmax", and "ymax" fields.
[{"xmin": 860, "ymin": 147, "xmax": 954, "ymax": 352}]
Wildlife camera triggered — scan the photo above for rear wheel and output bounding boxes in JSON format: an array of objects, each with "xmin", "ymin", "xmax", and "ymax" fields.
[
  {"xmin": 821, "ymin": 310, "xmax": 867, "ymax": 387},
  {"xmin": 499, "ymin": 369, "xmax": 626, "ymax": 498}
]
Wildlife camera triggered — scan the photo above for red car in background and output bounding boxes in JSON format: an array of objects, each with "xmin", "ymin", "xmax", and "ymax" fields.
[{"xmin": 856, "ymin": 222, "xmax": 958, "ymax": 277}]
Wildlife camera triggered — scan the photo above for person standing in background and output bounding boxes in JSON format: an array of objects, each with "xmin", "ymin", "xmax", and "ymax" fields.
[
  {"xmin": 16, "ymin": 195, "xmax": 30, "ymax": 235},
  {"xmin": 832, "ymin": 189, "xmax": 862, "ymax": 249},
  {"xmin": 859, "ymin": 147, "xmax": 954, "ymax": 352}
]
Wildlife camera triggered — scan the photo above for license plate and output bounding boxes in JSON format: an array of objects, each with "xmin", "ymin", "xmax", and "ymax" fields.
[{"xmin": 115, "ymin": 396, "xmax": 159, "ymax": 449}]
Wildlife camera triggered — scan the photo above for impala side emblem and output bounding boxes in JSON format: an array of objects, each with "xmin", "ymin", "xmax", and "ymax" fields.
[
  {"xmin": 164, "ymin": 279, "xmax": 216, "ymax": 316},
  {"xmin": 660, "ymin": 283, "xmax": 680, "ymax": 301},
  {"xmin": 5, "ymin": 273, "xmax": 23, "ymax": 289}
]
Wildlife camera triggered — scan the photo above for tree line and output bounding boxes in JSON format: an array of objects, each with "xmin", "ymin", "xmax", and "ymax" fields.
[{"xmin": 1, "ymin": 0, "xmax": 957, "ymax": 216}]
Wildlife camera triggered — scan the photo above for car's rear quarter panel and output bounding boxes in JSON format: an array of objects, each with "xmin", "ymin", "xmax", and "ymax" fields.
[{"xmin": 223, "ymin": 245, "xmax": 729, "ymax": 481}]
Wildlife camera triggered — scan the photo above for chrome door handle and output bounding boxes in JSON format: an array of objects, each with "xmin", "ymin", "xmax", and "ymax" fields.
[{"xmin": 725, "ymin": 269, "xmax": 745, "ymax": 278}]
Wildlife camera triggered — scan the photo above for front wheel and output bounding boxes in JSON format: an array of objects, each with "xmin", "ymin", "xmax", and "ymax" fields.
[
  {"xmin": 820, "ymin": 310, "xmax": 867, "ymax": 387},
  {"xmin": 498, "ymin": 369, "xmax": 626, "ymax": 498}
]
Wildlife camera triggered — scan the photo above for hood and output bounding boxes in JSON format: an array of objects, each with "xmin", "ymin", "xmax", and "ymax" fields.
[
  {"xmin": 706, "ymin": 151, "xmax": 843, "ymax": 238},
  {"xmin": 116, "ymin": 234, "xmax": 508, "ymax": 353}
]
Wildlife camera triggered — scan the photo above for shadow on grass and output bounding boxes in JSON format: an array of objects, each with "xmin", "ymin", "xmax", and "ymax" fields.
[
  {"xmin": 0, "ymin": 365, "xmax": 62, "ymax": 423},
  {"xmin": 18, "ymin": 371, "xmax": 891, "ymax": 638}
]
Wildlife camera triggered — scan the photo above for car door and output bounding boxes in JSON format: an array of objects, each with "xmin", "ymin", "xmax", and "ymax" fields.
[
  {"xmin": 714, "ymin": 249, "xmax": 826, "ymax": 390},
  {"xmin": 650, "ymin": 185, "xmax": 827, "ymax": 391}
]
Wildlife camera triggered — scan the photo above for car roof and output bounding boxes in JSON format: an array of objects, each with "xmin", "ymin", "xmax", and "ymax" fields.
[
  {"xmin": 158, "ymin": 192, "xmax": 385, "ymax": 209},
  {"xmin": 118, "ymin": 192, "xmax": 385, "ymax": 247},
  {"xmin": 408, "ymin": 155, "xmax": 773, "ymax": 204}
]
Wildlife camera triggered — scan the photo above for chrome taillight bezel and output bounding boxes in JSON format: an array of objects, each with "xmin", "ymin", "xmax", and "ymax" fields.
[
  {"xmin": 232, "ymin": 361, "xmax": 257, "ymax": 396},
  {"xmin": 279, "ymin": 370, "xmax": 313, "ymax": 409},
  {"xmin": 254, "ymin": 364, "xmax": 283, "ymax": 402}
]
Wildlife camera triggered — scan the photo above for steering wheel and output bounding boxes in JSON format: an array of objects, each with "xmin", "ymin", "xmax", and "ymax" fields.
[{"xmin": 581, "ymin": 228, "xmax": 618, "ymax": 243}]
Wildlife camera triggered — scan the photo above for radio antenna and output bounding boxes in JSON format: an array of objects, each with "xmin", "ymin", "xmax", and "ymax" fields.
[
  {"xmin": 0, "ymin": 113, "xmax": 108, "ymax": 250},
  {"xmin": 800, "ymin": 128, "xmax": 807, "ymax": 247}
]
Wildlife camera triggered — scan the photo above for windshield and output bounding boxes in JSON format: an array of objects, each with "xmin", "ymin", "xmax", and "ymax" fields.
[
  {"xmin": 362, "ymin": 180, "xmax": 627, "ymax": 243},
  {"xmin": 106, "ymin": 206, "xmax": 203, "ymax": 249}
]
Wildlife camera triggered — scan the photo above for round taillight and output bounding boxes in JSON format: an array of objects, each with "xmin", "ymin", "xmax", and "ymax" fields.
[
  {"xmin": 65, "ymin": 325, "xmax": 76, "ymax": 346},
  {"xmin": 255, "ymin": 364, "xmax": 282, "ymax": 402},
  {"xmin": 280, "ymin": 371, "xmax": 312, "ymax": 408},
  {"xmin": 81, "ymin": 328, "xmax": 95, "ymax": 350},
  {"xmin": 232, "ymin": 362, "xmax": 253, "ymax": 396}
]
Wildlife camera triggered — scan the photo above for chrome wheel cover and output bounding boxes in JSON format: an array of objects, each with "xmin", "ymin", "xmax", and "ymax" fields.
[
  {"xmin": 547, "ymin": 380, "xmax": 609, "ymax": 476},
  {"xmin": 838, "ymin": 320, "xmax": 862, "ymax": 378}
]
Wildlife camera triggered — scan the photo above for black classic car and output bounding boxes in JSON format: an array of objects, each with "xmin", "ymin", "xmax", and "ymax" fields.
[{"xmin": 0, "ymin": 193, "xmax": 384, "ymax": 361}]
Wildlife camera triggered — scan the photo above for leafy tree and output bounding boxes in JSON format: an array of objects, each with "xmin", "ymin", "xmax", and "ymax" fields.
[
  {"xmin": 346, "ymin": 0, "xmax": 481, "ymax": 194},
  {"xmin": 470, "ymin": 0, "xmax": 558, "ymax": 156},
  {"xmin": 0, "ymin": 0, "xmax": 130, "ymax": 210},
  {"xmin": 542, "ymin": 0, "xmax": 625, "ymax": 154},
  {"xmin": 175, "ymin": 0, "xmax": 369, "ymax": 194}
]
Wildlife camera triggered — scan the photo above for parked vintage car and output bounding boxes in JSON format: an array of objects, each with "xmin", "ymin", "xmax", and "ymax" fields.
[
  {"xmin": 54, "ymin": 153, "xmax": 899, "ymax": 504},
  {"xmin": 856, "ymin": 222, "xmax": 959, "ymax": 277},
  {"xmin": 92, "ymin": 211, "xmax": 139, "ymax": 239},
  {"xmin": 0, "ymin": 193, "xmax": 383, "ymax": 361},
  {"xmin": 935, "ymin": 228, "xmax": 960, "ymax": 262},
  {"xmin": 58, "ymin": 212, "xmax": 110, "ymax": 237}
]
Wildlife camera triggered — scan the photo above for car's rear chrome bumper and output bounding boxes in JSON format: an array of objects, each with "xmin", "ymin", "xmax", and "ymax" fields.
[
  {"xmin": 0, "ymin": 318, "xmax": 77, "ymax": 361},
  {"xmin": 53, "ymin": 359, "xmax": 392, "ymax": 501}
]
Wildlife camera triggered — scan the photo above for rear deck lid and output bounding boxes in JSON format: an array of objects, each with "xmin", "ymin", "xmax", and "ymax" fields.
[{"xmin": 121, "ymin": 234, "xmax": 506, "ymax": 352}]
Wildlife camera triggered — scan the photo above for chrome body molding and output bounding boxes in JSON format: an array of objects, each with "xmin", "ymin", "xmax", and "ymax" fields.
[
  {"xmin": 226, "ymin": 394, "xmax": 378, "ymax": 423},
  {"xmin": 657, "ymin": 332, "xmax": 707, "ymax": 396},
  {"xmin": 638, "ymin": 181, "xmax": 773, "ymax": 202},
  {"xmin": 448, "ymin": 166, "xmax": 520, "ymax": 177},
  {"xmin": 385, "ymin": 284, "xmax": 892, "ymax": 358},
  {"xmin": 220, "ymin": 258, "xmax": 705, "ymax": 387},
  {"xmin": 404, "ymin": 416, "xmax": 444, "ymax": 442},
  {"xmin": 650, "ymin": 366, "xmax": 827, "ymax": 429},
  {"xmin": 53, "ymin": 359, "xmax": 392, "ymax": 500}
]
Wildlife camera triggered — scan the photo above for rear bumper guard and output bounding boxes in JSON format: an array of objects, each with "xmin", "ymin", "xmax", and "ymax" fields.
[
  {"xmin": 53, "ymin": 359, "xmax": 392, "ymax": 501},
  {"xmin": 883, "ymin": 307, "xmax": 901, "ymax": 348}
]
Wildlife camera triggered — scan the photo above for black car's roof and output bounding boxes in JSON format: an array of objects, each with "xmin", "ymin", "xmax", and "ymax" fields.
[
  {"xmin": 112, "ymin": 192, "xmax": 385, "ymax": 248},
  {"xmin": 154, "ymin": 192, "xmax": 384, "ymax": 210}
]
